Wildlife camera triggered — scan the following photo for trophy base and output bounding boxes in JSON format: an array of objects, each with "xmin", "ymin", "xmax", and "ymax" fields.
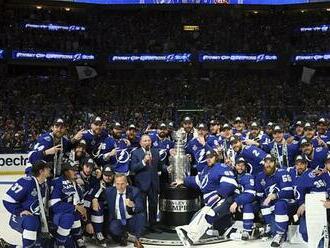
[{"xmin": 159, "ymin": 186, "xmax": 201, "ymax": 227}]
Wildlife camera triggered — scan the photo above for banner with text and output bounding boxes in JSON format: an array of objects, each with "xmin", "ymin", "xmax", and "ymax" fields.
[{"xmin": 0, "ymin": 154, "xmax": 29, "ymax": 174}]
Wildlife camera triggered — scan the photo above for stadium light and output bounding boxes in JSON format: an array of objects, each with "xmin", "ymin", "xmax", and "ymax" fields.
[
  {"xmin": 36, "ymin": 6, "xmax": 42, "ymax": 9},
  {"xmin": 326, "ymin": 8, "xmax": 330, "ymax": 12},
  {"xmin": 253, "ymin": 11, "xmax": 258, "ymax": 14},
  {"xmin": 65, "ymin": 8, "xmax": 71, "ymax": 11}
]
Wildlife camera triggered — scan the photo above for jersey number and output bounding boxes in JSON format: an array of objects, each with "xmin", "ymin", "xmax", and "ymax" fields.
[
  {"xmin": 281, "ymin": 175, "xmax": 292, "ymax": 183},
  {"xmin": 252, "ymin": 150, "xmax": 260, "ymax": 157},
  {"xmin": 11, "ymin": 183, "xmax": 23, "ymax": 194}
]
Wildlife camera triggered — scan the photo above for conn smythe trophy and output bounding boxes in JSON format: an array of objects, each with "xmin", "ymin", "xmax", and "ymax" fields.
[{"xmin": 159, "ymin": 130, "xmax": 201, "ymax": 228}]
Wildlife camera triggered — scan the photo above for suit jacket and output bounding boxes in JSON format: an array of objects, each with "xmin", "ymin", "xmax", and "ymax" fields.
[
  {"xmin": 130, "ymin": 147, "xmax": 162, "ymax": 193},
  {"xmin": 105, "ymin": 185, "xmax": 144, "ymax": 223}
]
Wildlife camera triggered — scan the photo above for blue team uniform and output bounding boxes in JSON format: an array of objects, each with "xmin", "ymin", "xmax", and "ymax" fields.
[
  {"xmin": 49, "ymin": 176, "xmax": 84, "ymax": 246},
  {"xmin": 184, "ymin": 163, "xmax": 237, "ymax": 208},
  {"xmin": 185, "ymin": 136, "xmax": 219, "ymax": 172},
  {"xmin": 113, "ymin": 138, "xmax": 131, "ymax": 174},
  {"xmin": 81, "ymin": 129, "xmax": 108, "ymax": 162},
  {"xmin": 27, "ymin": 132, "xmax": 72, "ymax": 175},
  {"xmin": 3, "ymin": 176, "xmax": 48, "ymax": 247},
  {"xmin": 262, "ymin": 141, "xmax": 300, "ymax": 167},
  {"xmin": 289, "ymin": 168, "xmax": 327, "ymax": 242},
  {"xmin": 256, "ymin": 168, "xmax": 295, "ymax": 235},
  {"xmin": 236, "ymin": 145, "xmax": 267, "ymax": 175},
  {"xmin": 84, "ymin": 180, "xmax": 109, "ymax": 235},
  {"xmin": 304, "ymin": 147, "xmax": 329, "ymax": 170},
  {"xmin": 234, "ymin": 172, "xmax": 256, "ymax": 232},
  {"xmin": 150, "ymin": 134, "xmax": 174, "ymax": 163}
]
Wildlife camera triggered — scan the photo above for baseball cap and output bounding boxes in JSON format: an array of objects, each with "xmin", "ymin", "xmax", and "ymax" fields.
[
  {"xmin": 128, "ymin": 124, "xmax": 136, "ymax": 130},
  {"xmin": 197, "ymin": 123, "xmax": 207, "ymax": 130},
  {"xmin": 113, "ymin": 122, "xmax": 122, "ymax": 129},
  {"xmin": 295, "ymin": 155, "xmax": 306, "ymax": 163},
  {"xmin": 300, "ymin": 138, "xmax": 311, "ymax": 147},
  {"xmin": 236, "ymin": 157, "xmax": 246, "ymax": 164},
  {"xmin": 264, "ymin": 154, "xmax": 275, "ymax": 162},
  {"xmin": 53, "ymin": 118, "xmax": 65, "ymax": 126},
  {"xmin": 206, "ymin": 150, "xmax": 218, "ymax": 158},
  {"xmin": 102, "ymin": 165, "xmax": 114, "ymax": 176},
  {"xmin": 90, "ymin": 116, "xmax": 102, "ymax": 124},
  {"xmin": 183, "ymin": 116, "xmax": 192, "ymax": 124},
  {"xmin": 251, "ymin": 122, "xmax": 259, "ymax": 129},
  {"xmin": 222, "ymin": 123, "xmax": 231, "ymax": 130},
  {"xmin": 304, "ymin": 122, "xmax": 314, "ymax": 131},
  {"xmin": 273, "ymin": 125, "xmax": 283, "ymax": 133}
]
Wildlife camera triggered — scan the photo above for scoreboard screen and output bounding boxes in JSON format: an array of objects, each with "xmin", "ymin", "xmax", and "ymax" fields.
[{"xmin": 56, "ymin": 0, "xmax": 329, "ymax": 4}]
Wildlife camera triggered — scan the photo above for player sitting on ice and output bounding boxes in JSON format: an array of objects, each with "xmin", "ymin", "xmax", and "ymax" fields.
[
  {"xmin": 2, "ymin": 160, "xmax": 51, "ymax": 248},
  {"xmin": 173, "ymin": 150, "xmax": 237, "ymax": 247},
  {"xmin": 229, "ymin": 157, "xmax": 257, "ymax": 240},
  {"xmin": 255, "ymin": 154, "xmax": 295, "ymax": 247},
  {"xmin": 49, "ymin": 162, "xmax": 86, "ymax": 248}
]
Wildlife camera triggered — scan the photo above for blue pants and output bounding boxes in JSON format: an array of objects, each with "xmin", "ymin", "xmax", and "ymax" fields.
[
  {"xmin": 9, "ymin": 214, "xmax": 40, "ymax": 248},
  {"xmin": 109, "ymin": 212, "xmax": 145, "ymax": 240},
  {"xmin": 241, "ymin": 203, "xmax": 258, "ymax": 232},
  {"xmin": 261, "ymin": 200, "xmax": 296, "ymax": 235},
  {"xmin": 53, "ymin": 212, "xmax": 82, "ymax": 246},
  {"xmin": 89, "ymin": 201, "xmax": 105, "ymax": 234}
]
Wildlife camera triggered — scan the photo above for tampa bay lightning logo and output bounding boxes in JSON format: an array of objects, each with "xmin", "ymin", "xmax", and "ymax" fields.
[
  {"xmin": 30, "ymin": 200, "xmax": 41, "ymax": 215},
  {"xmin": 200, "ymin": 175, "xmax": 209, "ymax": 189},
  {"xmin": 73, "ymin": 53, "xmax": 82, "ymax": 61},
  {"xmin": 159, "ymin": 149, "xmax": 168, "ymax": 161},
  {"xmin": 256, "ymin": 54, "xmax": 265, "ymax": 62},
  {"xmin": 196, "ymin": 149, "xmax": 207, "ymax": 163},
  {"xmin": 116, "ymin": 149, "xmax": 130, "ymax": 164}
]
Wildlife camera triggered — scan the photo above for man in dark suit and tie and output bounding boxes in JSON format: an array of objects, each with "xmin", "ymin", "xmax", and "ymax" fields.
[
  {"xmin": 105, "ymin": 174, "xmax": 145, "ymax": 248},
  {"xmin": 130, "ymin": 134, "xmax": 163, "ymax": 233}
]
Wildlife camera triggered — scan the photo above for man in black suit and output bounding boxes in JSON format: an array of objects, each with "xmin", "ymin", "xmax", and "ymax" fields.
[
  {"xmin": 105, "ymin": 174, "xmax": 145, "ymax": 248},
  {"xmin": 130, "ymin": 134, "xmax": 163, "ymax": 233}
]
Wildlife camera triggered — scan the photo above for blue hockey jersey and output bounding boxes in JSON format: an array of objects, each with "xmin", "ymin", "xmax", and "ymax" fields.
[
  {"xmin": 262, "ymin": 141, "xmax": 300, "ymax": 167},
  {"xmin": 184, "ymin": 163, "xmax": 237, "ymax": 206},
  {"xmin": 255, "ymin": 168, "xmax": 294, "ymax": 201},
  {"xmin": 185, "ymin": 136, "xmax": 219, "ymax": 172},
  {"xmin": 304, "ymin": 147, "xmax": 329, "ymax": 170},
  {"xmin": 293, "ymin": 169, "xmax": 326, "ymax": 206},
  {"xmin": 49, "ymin": 176, "xmax": 84, "ymax": 215},
  {"xmin": 3, "ymin": 176, "xmax": 47, "ymax": 216},
  {"xmin": 81, "ymin": 129, "xmax": 108, "ymax": 161},
  {"xmin": 98, "ymin": 136, "xmax": 117, "ymax": 166},
  {"xmin": 150, "ymin": 134, "xmax": 175, "ymax": 163},
  {"xmin": 236, "ymin": 145, "xmax": 267, "ymax": 175},
  {"xmin": 234, "ymin": 172, "xmax": 256, "ymax": 206},
  {"xmin": 27, "ymin": 132, "xmax": 72, "ymax": 174}
]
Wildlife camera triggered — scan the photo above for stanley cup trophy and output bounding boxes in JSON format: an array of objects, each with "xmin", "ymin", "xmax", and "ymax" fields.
[{"xmin": 159, "ymin": 130, "xmax": 201, "ymax": 229}]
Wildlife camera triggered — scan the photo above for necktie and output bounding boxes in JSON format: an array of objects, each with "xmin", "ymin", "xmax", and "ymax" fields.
[{"xmin": 119, "ymin": 193, "xmax": 127, "ymax": 225}]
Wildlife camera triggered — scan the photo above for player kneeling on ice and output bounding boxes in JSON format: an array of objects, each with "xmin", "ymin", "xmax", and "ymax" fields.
[
  {"xmin": 173, "ymin": 150, "xmax": 237, "ymax": 247},
  {"xmin": 2, "ymin": 160, "xmax": 52, "ymax": 248},
  {"xmin": 49, "ymin": 162, "xmax": 86, "ymax": 248},
  {"xmin": 289, "ymin": 155, "xmax": 327, "ymax": 244},
  {"xmin": 256, "ymin": 154, "xmax": 295, "ymax": 247},
  {"xmin": 229, "ymin": 157, "xmax": 257, "ymax": 240}
]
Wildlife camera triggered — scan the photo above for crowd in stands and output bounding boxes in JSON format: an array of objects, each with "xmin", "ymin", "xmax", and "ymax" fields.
[
  {"xmin": 0, "ymin": 5, "xmax": 329, "ymax": 54},
  {"xmin": 0, "ymin": 68, "xmax": 329, "ymax": 153}
]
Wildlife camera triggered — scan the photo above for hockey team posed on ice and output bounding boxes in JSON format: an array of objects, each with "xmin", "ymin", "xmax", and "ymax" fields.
[{"xmin": 2, "ymin": 116, "xmax": 330, "ymax": 248}]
